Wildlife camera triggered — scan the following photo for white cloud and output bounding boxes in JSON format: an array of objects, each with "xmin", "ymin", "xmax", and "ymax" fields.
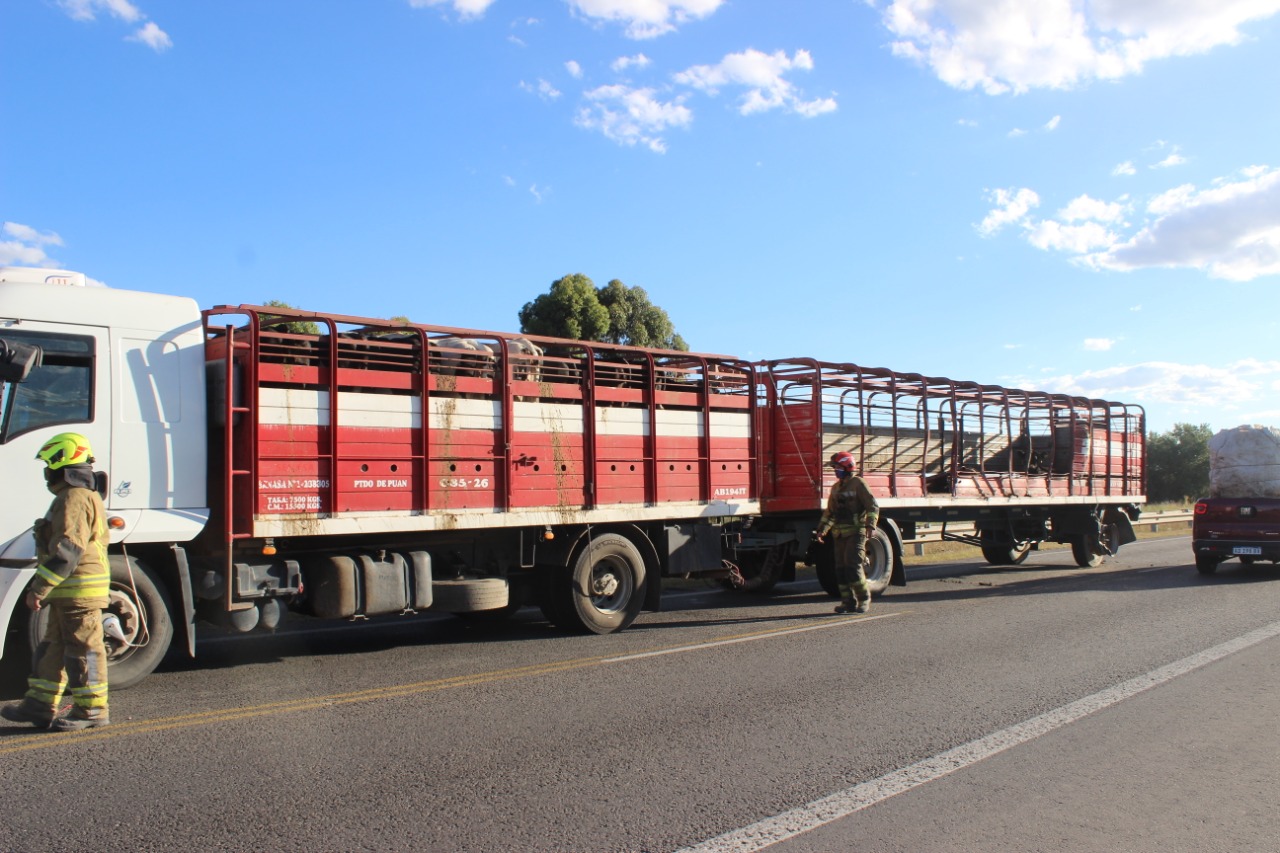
[
  {"xmin": 1026, "ymin": 219, "xmax": 1118, "ymax": 252},
  {"xmin": 408, "ymin": 0, "xmax": 498, "ymax": 19},
  {"xmin": 612, "ymin": 53, "xmax": 652, "ymax": 73},
  {"xmin": 1044, "ymin": 115, "xmax": 1061, "ymax": 131},
  {"xmin": 58, "ymin": 0, "xmax": 142, "ymax": 23},
  {"xmin": 1153, "ymin": 150, "xmax": 1188, "ymax": 169},
  {"xmin": 58, "ymin": 0, "xmax": 171, "ymax": 50},
  {"xmin": 1112, "ymin": 161, "xmax": 1137, "ymax": 177},
  {"xmin": 520, "ymin": 79, "xmax": 562, "ymax": 100},
  {"xmin": 565, "ymin": 60, "xmax": 583, "ymax": 78},
  {"xmin": 877, "ymin": 0, "xmax": 1280, "ymax": 94},
  {"xmin": 575, "ymin": 84, "xmax": 692, "ymax": 153},
  {"xmin": 977, "ymin": 187, "xmax": 1039, "ymax": 236},
  {"xmin": 981, "ymin": 167, "xmax": 1280, "ymax": 282},
  {"xmin": 568, "ymin": 0, "xmax": 724, "ymax": 38},
  {"xmin": 0, "ymin": 222, "xmax": 64, "ymax": 266},
  {"xmin": 1086, "ymin": 166, "xmax": 1280, "ymax": 281},
  {"xmin": 1042, "ymin": 361, "xmax": 1280, "ymax": 416},
  {"xmin": 674, "ymin": 49, "xmax": 836, "ymax": 117},
  {"xmin": 128, "ymin": 21, "xmax": 171, "ymax": 51},
  {"xmin": 1083, "ymin": 338, "xmax": 1116, "ymax": 351},
  {"xmin": 1059, "ymin": 194, "xmax": 1126, "ymax": 223}
]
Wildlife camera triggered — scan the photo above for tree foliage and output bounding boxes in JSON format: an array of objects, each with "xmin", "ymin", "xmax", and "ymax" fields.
[
  {"xmin": 519, "ymin": 274, "xmax": 688, "ymax": 350},
  {"xmin": 261, "ymin": 299, "xmax": 320, "ymax": 335},
  {"xmin": 1146, "ymin": 422, "xmax": 1212, "ymax": 503}
]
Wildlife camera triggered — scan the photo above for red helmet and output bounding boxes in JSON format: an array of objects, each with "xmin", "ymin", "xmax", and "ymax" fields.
[{"xmin": 830, "ymin": 451, "xmax": 855, "ymax": 472}]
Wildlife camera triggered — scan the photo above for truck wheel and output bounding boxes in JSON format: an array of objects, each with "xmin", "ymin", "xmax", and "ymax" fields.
[
  {"xmin": 28, "ymin": 555, "xmax": 174, "ymax": 691},
  {"xmin": 813, "ymin": 542, "xmax": 839, "ymax": 599},
  {"xmin": 1195, "ymin": 554, "xmax": 1221, "ymax": 575},
  {"xmin": 812, "ymin": 533, "xmax": 891, "ymax": 596},
  {"xmin": 980, "ymin": 531, "xmax": 1032, "ymax": 566},
  {"xmin": 1071, "ymin": 536, "xmax": 1104, "ymax": 568},
  {"xmin": 557, "ymin": 533, "xmax": 646, "ymax": 634},
  {"xmin": 432, "ymin": 578, "xmax": 510, "ymax": 613},
  {"xmin": 864, "ymin": 528, "xmax": 894, "ymax": 595}
]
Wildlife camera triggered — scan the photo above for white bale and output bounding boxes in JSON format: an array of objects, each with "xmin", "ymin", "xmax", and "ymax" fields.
[{"xmin": 1208, "ymin": 424, "xmax": 1280, "ymax": 498}]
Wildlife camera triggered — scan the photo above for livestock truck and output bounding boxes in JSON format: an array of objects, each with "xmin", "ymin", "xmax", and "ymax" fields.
[{"xmin": 0, "ymin": 268, "xmax": 1147, "ymax": 687}]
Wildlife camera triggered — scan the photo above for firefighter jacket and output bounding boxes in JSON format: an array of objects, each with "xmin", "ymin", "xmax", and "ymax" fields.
[
  {"xmin": 30, "ymin": 465, "xmax": 110, "ymax": 607},
  {"xmin": 817, "ymin": 475, "xmax": 880, "ymax": 537}
]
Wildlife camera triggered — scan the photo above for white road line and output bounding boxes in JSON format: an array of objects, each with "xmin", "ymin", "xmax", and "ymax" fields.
[
  {"xmin": 676, "ymin": 619, "xmax": 1280, "ymax": 853},
  {"xmin": 603, "ymin": 614, "xmax": 900, "ymax": 664}
]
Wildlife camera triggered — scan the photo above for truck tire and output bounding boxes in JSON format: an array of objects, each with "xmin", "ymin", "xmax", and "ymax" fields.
[
  {"xmin": 813, "ymin": 530, "xmax": 893, "ymax": 597},
  {"xmin": 1071, "ymin": 536, "xmax": 1104, "ymax": 568},
  {"xmin": 864, "ymin": 528, "xmax": 894, "ymax": 595},
  {"xmin": 552, "ymin": 533, "xmax": 646, "ymax": 635},
  {"xmin": 432, "ymin": 578, "xmax": 510, "ymax": 613},
  {"xmin": 980, "ymin": 531, "xmax": 1032, "ymax": 566},
  {"xmin": 1195, "ymin": 554, "xmax": 1221, "ymax": 575},
  {"xmin": 813, "ymin": 541, "xmax": 839, "ymax": 599},
  {"xmin": 28, "ymin": 554, "xmax": 174, "ymax": 691}
]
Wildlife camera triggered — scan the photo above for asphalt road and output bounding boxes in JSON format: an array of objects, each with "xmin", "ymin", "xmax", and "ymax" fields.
[{"xmin": 1, "ymin": 535, "xmax": 1276, "ymax": 853}]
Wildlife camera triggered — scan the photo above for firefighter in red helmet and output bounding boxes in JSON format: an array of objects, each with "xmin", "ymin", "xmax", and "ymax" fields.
[{"xmin": 814, "ymin": 451, "xmax": 880, "ymax": 614}]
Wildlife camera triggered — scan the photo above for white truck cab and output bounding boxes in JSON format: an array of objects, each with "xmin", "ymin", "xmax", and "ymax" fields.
[{"xmin": 0, "ymin": 267, "xmax": 210, "ymax": 657}]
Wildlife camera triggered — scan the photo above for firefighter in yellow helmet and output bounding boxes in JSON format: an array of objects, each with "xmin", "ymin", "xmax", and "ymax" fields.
[
  {"xmin": 0, "ymin": 432, "xmax": 111, "ymax": 731},
  {"xmin": 814, "ymin": 451, "xmax": 880, "ymax": 614}
]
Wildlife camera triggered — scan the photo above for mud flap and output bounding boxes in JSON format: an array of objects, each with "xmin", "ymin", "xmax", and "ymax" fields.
[{"xmin": 1104, "ymin": 506, "xmax": 1138, "ymax": 549}]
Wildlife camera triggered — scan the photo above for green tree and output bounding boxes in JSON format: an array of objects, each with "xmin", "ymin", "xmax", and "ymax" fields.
[
  {"xmin": 1146, "ymin": 422, "xmax": 1212, "ymax": 503},
  {"xmin": 518, "ymin": 274, "xmax": 611, "ymax": 341},
  {"xmin": 597, "ymin": 279, "xmax": 688, "ymax": 350},
  {"xmin": 261, "ymin": 299, "xmax": 320, "ymax": 335},
  {"xmin": 519, "ymin": 274, "xmax": 688, "ymax": 350}
]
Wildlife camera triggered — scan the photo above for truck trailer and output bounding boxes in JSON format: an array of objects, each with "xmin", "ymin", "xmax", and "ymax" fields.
[{"xmin": 0, "ymin": 268, "xmax": 1147, "ymax": 687}]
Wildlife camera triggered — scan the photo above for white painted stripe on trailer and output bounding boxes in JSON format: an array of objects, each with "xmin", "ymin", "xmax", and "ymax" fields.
[
  {"xmin": 260, "ymin": 390, "xmax": 749, "ymax": 437},
  {"xmin": 674, "ymin": 619, "xmax": 1280, "ymax": 853},
  {"xmin": 514, "ymin": 400, "xmax": 585, "ymax": 434},
  {"xmin": 260, "ymin": 388, "xmax": 421, "ymax": 429},
  {"xmin": 710, "ymin": 410, "xmax": 751, "ymax": 438},
  {"xmin": 427, "ymin": 397, "xmax": 502, "ymax": 431},
  {"xmin": 596, "ymin": 406, "xmax": 648, "ymax": 437}
]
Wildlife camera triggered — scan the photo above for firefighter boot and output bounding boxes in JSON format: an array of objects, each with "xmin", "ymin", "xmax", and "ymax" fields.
[
  {"xmin": 854, "ymin": 596, "xmax": 871, "ymax": 614},
  {"xmin": 0, "ymin": 699, "xmax": 57, "ymax": 729},
  {"xmin": 834, "ymin": 599, "xmax": 858, "ymax": 614},
  {"xmin": 51, "ymin": 711, "xmax": 109, "ymax": 732}
]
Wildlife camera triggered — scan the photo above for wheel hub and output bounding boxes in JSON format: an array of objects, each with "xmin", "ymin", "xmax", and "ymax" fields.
[{"xmin": 593, "ymin": 572, "xmax": 620, "ymax": 598}]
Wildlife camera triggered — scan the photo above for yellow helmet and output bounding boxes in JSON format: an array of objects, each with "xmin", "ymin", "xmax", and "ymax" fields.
[{"xmin": 35, "ymin": 432, "xmax": 94, "ymax": 470}]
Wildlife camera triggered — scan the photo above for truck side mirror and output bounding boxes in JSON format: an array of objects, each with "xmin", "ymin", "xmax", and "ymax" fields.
[{"xmin": 0, "ymin": 338, "xmax": 42, "ymax": 383}]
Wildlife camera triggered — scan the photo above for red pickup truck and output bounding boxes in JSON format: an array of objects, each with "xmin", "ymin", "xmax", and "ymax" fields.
[
  {"xmin": 1193, "ymin": 497, "xmax": 1280, "ymax": 573},
  {"xmin": 1193, "ymin": 425, "xmax": 1280, "ymax": 574}
]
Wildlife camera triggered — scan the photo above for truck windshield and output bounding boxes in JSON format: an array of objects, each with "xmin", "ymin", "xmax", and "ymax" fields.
[{"xmin": 0, "ymin": 330, "xmax": 94, "ymax": 442}]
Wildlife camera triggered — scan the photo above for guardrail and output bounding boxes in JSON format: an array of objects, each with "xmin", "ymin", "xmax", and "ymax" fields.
[{"xmin": 904, "ymin": 510, "xmax": 1193, "ymax": 555}]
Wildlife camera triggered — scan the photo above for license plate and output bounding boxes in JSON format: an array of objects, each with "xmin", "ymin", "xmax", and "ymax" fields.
[{"xmin": 1233, "ymin": 546, "xmax": 1263, "ymax": 556}]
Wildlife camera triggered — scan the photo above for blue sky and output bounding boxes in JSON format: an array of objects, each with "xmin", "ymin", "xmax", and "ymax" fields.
[{"xmin": 4, "ymin": 0, "xmax": 1279, "ymax": 434}]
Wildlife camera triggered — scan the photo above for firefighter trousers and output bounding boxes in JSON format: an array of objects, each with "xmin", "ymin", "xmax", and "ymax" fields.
[
  {"xmin": 833, "ymin": 529, "xmax": 870, "ymax": 604},
  {"xmin": 25, "ymin": 602, "xmax": 109, "ymax": 718}
]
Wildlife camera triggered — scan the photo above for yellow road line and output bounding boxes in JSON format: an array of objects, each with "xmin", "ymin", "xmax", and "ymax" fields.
[{"xmin": 0, "ymin": 611, "xmax": 904, "ymax": 755}]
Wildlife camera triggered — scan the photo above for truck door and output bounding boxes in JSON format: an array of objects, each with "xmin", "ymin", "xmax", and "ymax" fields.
[{"xmin": 0, "ymin": 324, "xmax": 107, "ymax": 561}]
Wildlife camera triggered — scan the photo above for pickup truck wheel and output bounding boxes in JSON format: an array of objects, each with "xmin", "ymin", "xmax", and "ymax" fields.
[
  {"xmin": 559, "ymin": 533, "xmax": 646, "ymax": 634},
  {"xmin": 1195, "ymin": 554, "xmax": 1221, "ymax": 574},
  {"xmin": 28, "ymin": 555, "xmax": 174, "ymax": 691}
]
